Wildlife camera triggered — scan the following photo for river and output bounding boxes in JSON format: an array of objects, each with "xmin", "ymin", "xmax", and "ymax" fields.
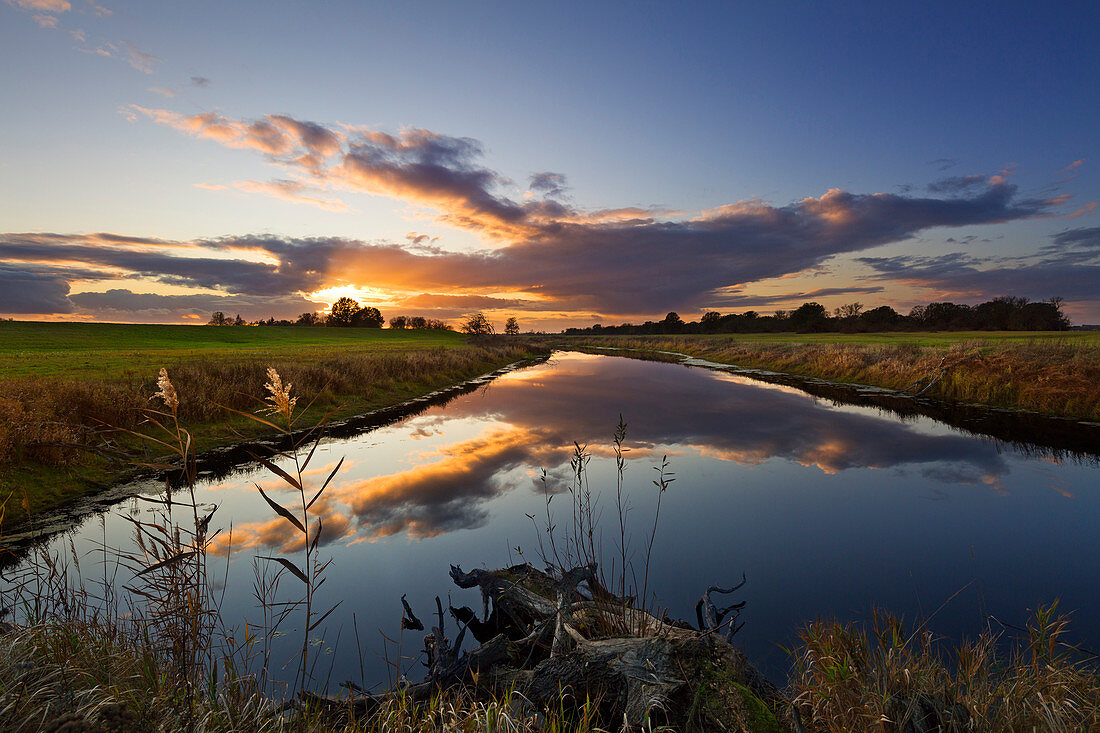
[{"xmin": 5, "ymin": 349, "xmax": 1099, "ymax": 689}]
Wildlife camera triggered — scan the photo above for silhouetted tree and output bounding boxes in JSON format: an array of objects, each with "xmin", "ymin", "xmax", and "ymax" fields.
[
  {"xmin": 328, "ymin": 297, "xmax": 360, "ymax": 327},
  {"xmin": 788, "ymin": 302, "xmax": 828, "ymax": 332},
  {"xmin": 208, "ymin": 311, "xmax": 228, "ymax": 325},
  {"xmin": 859, "ymin": 305, "xmax": 902, "ymax": 331},
  {"xmin": 834, "ymin": 302, "xmax": 863, "ymax": 320},
  {"xmin": 660, "ymin": 312, "xmax": 684, "ymax": 333},
  {"xmin": 233, "ymin": 313, "xmax": 245, "ymax": 326},
  {"xmin": 461, "ymin": 312, "xmax": 494, "ymax": 335},
  {"xmin": 409, "ymin": 315, "xmax": 428, "ymax": 329},
  {"xmin": 389, "ymin": 315, "xmax": 407, "ymax": 329},
  {"xmin": 504, "ymin": 316, "xmax": 519, "ymax": 335},
  {"xmin": 352, "ymin": 306, "xmax": 384, "ymax": 328},
  {"xmin": 296, "ymin": 311, "xmax": 319, "ymax": 326}
]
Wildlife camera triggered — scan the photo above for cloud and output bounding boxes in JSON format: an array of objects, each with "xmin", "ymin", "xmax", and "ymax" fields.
[
  {"xmin": 3, "ymin": 112, "xmax": 1072, "ymax": 318},
  {"xmin": 857, "ymin": 228, "xmax": 1100, "ymax": 302},
  {"xmin": 92, "ymin": 41, "xmax": 161, "ymax": 74},
  {"xmin": 67, "ymin": 289, "xmax": 322, "ymax": 322},
  {"xmin": 1058, "ymin": 159, "xmax": 1085, "ymax": 175},
  {"xmin": 0, "ymin": 267, "xmax": 74, "ymax": 313},
  {"xmin": 31, "ymin": 12, "xmax": 57, "ymax": 26},
  {"xmin": 926, "ymin": 174, "xmax": 989, "ymax": 194},
  {"xmin": 5, "ymin": 0, "xmax": 70, "ymax": 12},
  {"xmin": 233, "ymin": 180, "xmax": 348, "ymax": 211},
  {"xmin": 149, "ymin": 75, "xmax": 211, "ymax": 98},
  {"xmin": 1066, "ymin": 202, "xmax": 1097, "ymax": 219},
  {"xmin": 528, "ymin": 171, "xmax": 569, "ymax": 199},
  {"xmin": 705, "ymin": 286, "xmax": 885, "ymax": 309},
  {"xmin": 0, "ymin": 231, "xmax": 329, "ymax": 297},
  {"xmin": 929, "ymin": 158, "xmax": 959, "ymax": 171},
  {"xmin": 0, "ymin": 178, "xmax": 1056, "ymax": 316}
]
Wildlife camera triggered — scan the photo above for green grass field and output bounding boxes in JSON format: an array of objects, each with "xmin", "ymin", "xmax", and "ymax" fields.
[{"xmin": 0, "ymin": 321, "xmax": 469, "ymax": 378}]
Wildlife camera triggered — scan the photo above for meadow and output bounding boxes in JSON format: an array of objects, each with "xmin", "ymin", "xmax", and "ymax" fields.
[
  {"xmin": 0, "ymin": 321, "xmax": 546, "ymax": 521},
  {"xmin": 0, "ymin": 321, "xmax": 474, "ymax": 378},
  {"xmin": 558, "ymin": 332, "xmax": 1100, "ymax": 420}
]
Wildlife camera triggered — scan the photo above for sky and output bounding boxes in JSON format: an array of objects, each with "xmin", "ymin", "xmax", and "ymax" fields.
[{"xmin": 2, "ymin": 0, "xmax": 1099, "ymax": 329}]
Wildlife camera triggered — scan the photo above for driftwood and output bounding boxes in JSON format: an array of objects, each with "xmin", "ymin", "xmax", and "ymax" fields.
[{"xmin": 310, "ymin": 562, "xmax": 790, "ymax": 731}]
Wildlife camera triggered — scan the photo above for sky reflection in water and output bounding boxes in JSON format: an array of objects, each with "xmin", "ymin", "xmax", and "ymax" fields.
[{"xmin": 28, "ymin": 351, "xmax": 1100, "ymax": 686}]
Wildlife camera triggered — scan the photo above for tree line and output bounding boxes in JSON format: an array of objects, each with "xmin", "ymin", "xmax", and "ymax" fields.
[
  {"xmin": 208, "ymin": 299, "xmax": 523, "ymax": 334},
  {"xmin": 562, "ymin": 296, "xmax": 1071, "ymax": 335}
]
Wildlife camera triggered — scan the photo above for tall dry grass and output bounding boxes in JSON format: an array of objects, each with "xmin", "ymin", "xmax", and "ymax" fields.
[{"xmin": 565, "ymin": 336, "xmax": 1100, "ymax": 420}]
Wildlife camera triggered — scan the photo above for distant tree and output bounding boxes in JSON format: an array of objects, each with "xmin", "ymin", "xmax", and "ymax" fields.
[
  {"xmin": 788, "ymin": 302, "xmax": 828, "ymax": 331},
  {"xmin": 859, "ymin": 305, "xmax": 902, "ymax": 331},
  {"xmin": 328, "ymin": 297, "xmax": 361, "ymax": 327},
  {"xmin": 296, "ymin": 311, "xmax": 319, "ymax": 326},
  {"xmin": 427, "ymin": 318, "xmax": 452, "ymax": 331},
  {"xmin": 409, "ymin": 315, "xmax": 427, "ymax": 329},
  {"xmin": 233, "ymin": 313, "xmax": 245, "ymax": 326},
  {"xmin": 504, "ymin": 316, "xmax": 519, "ymax": 335},
  {"xmin": 920, "ymin": 302, "xmax": 973, "ymax": 330},
  {"xmin": 834, "ymin": 302, "xmax": 864, "ymax": 320},
  {"xmin": 660, "ymin": 312, "xmax": 684, "ymax": 333},
  {"xmin": 461, "ymin": 312, "xmax": 494, "ymax": 335},
  {"xmin": 389, "ymin": 315, "xmax": 408, "ymax": 329},
  {"xmin": 352, "ymin": 306, "xmax": 384, "ymax": 328},
  {"xmin": 700, "ymin": 311, "xmax": 721, "ymax": 332},
  {"xmin": 208, "ymin": 311, "xmax": 228, "ymax": 326}
]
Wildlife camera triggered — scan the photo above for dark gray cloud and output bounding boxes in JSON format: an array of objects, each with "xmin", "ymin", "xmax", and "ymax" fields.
[
  {"xmin": 0, "ymin": 232, "xmax": 327, "ymax": 296},
  {"xmin": 705, "ymin": 286, "xmax": 885, "ymax": 309},
  {"xmin": 926, "ymin": 175, "xmax": 989, "ymax": 194},
  {"xmin": 930, "ymin": 158, "xmax": 960, "ymax": 171},
  {"xmin": 528, "ymin": 171, "xmax": 569, "ymax": 199},
  {"xmin": 858, "ymin": 231, "xmax": 1100, "ymax": 302},
  {"xmin": 68, "ymin": 289, "xmax": 320, "ymax": 322},
  {"xmin": 1049, "ymin": 226, "xmax": 1100, "ymax": 250},
  {"xmin": 0, "ymin": 268, "xmax": 74, "ymax": 313}
]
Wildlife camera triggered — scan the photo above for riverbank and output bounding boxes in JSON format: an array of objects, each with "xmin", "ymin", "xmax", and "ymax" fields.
[
  {"xmin": 0, "ymin": 322, "xmax": 548, "ymax": 524},
  {"xmin": 2, "ymin": 585, "xmax": 1095, "ymax": 731},
  {"xmin": 554, "ymin": 332, "xmax": 1100, "ymax": 421}
]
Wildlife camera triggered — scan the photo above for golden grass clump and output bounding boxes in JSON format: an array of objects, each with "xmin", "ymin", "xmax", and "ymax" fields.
[{"xmin": 790, "ymin": 604, "xmax": 1100, "ymax": 732}]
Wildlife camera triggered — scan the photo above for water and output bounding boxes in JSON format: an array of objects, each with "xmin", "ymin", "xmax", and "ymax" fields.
[{"xmin": 7, "ymin": 350, "xmax": 1100, "ymax": 687}]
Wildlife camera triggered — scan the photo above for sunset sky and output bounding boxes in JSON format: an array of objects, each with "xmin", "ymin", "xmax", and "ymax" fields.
[{"xmin": 2, "ymin": 1, "xmax": 1098, "ymax": 328}]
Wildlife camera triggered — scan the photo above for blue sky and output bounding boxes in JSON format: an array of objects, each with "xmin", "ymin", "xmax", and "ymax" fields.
[{"xmin": 2, "ymin": 0, "xmax": 1098, "ymax": 327}]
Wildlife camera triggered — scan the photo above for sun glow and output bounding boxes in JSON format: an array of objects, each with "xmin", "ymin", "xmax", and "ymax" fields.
[{"xmin": 308, "ymin": 285, "xmax": 396, "ymax": 310}]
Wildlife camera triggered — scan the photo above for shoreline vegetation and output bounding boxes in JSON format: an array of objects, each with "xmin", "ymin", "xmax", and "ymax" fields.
[
  {"xmin": 2, "ymin": 357, "xmax": 1099, "ymax": 731},
  {"xmin": 0, "ymin": 321, "xmax": 549, "ymax": 525},
  {"xmin": 555, "ymin": 332, "xmax": 1100, "ymax": 422}
]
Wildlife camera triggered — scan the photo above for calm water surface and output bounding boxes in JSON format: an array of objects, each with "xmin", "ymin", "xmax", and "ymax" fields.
[{"xmin": 12, "ymin": 351, "xmax": 1100, "ymax": 686}]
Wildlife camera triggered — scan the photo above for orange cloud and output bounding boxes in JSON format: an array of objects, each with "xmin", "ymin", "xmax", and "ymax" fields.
[{"xmin": 1066, "ymin": 202, "xmax": 1097, "ymax": 219}]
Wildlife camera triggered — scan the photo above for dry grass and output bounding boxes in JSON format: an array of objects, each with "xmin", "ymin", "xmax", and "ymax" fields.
[
  {"xmin": 563, "ymin": 335, "xmax": 1100, "ymax": 420},
  {"xmin": 790, "ymin": 604, "xmax": 1100, "ymax": 732}
]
